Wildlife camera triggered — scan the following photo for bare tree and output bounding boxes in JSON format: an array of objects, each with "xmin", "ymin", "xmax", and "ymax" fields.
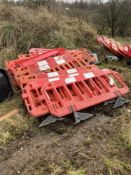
[{"xmin": 98, "ymin": 0, "xmax": 131, "ymax": 37}]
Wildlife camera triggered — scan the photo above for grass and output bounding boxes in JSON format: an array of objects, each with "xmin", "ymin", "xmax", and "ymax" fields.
[
  {"xmin": 67, "ymin": 169, "xmax": 86, "ymax": 175},
  {"xmin": 0, "ymin": 114, "xmax": 29, "ymax": 146},
  {"xmin": 104, "ymin": 158, "xmax": 131, "ymax": 175},
  {"xmin": 102, "ymin": 105, "xmax": 131, "ymax": 175},
  {"xmin": 0, "ymin": 96, "xmax": 37, "ymax": 148},
  {"xmin": 0, "ymin": 47, "xmax": 17, "ymax": 67},
  {"xmin": 0, "ymin": 2, "xmax": 97, "ymax": 55},
  {"xmin": 34, "ymin": 160, "xmax": 86, "ymax": 175},
  {"xmin": 117, "ymin": 123, "xmax": 131, "ymax": 152}
]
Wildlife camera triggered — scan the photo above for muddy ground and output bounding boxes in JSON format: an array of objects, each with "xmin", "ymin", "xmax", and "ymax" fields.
[{"xmin": 0, "ymin": 63, "xmax": 131, "ymax": 175}]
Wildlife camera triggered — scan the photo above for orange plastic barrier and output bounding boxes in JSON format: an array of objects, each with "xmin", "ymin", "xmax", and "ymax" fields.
[
  {"xmin": 22, "ymin": 67, "xmax": 128, "ymax": 117},
  {"xmin": 97, "ymin": 36, "xmax": 131, "ymax": 58},
  {"xmin": 97, "ymin": 35, "xmax": 131, "ymax": 59},
  {"xmin": 29, "ymin": 48, "xmax": 97, "ymax": 64},
  {"xmin": 5, "ymin": 47, "xmax": 129, "ymax": 125},
  {"xmin": 7, "ymin": 50, "xmax": 96, "ymax": 88}
]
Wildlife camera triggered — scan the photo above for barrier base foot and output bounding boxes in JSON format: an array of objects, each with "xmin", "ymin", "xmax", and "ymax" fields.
[
  {"xmin": 39, "ymin": 115, "xmax": 64, "ymax": 127},
  {"xmin": 70, "ymin": 106, "xmax": 93, "ymax": 124},
  {"xmin": 104, "ymin": 96, "xmax": 129, "ymax": 109},
  {"xmin": 74, "ymin": 112, "xmax": 93, "ymax": 124},
  {"xmin": 113, "ymin": 96, "xmax": 129, "ymax": 109}
]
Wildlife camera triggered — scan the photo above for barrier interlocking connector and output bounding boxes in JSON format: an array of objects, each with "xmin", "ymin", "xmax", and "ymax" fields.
[
  {"xmin": 22, "ymin": 67, "xmax": 128, "ymax": 126},
  {"xmin": 97, "ymin": 35, "xmax": 131, "ymax": 59}
]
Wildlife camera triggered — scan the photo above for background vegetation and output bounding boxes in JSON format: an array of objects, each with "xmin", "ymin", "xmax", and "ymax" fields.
[{"xmin": 0, "ymin": 0, "xmax": 130, "ymax": 59}]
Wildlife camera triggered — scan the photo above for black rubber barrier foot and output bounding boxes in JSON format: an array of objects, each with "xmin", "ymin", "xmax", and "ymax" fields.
[
  {"xmin": 113, "ymin": 96, "xmax": 129, "ymax": 109},
  {"xmin": 70, "ymin": 106, "xmax": 93, "ymax": 124},
  {"xmin": 39, "ymin": 115, "xmax": 64, "ymax": 127},
  {"xmin": 0, "ymin": 68, "xmax": 13, "ymax": 102},
  {"xmin": 74, "ymin": 112, "xmax": 93, "ymax": 124}
]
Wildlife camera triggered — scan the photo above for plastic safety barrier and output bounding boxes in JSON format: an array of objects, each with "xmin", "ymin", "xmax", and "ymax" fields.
[
  {"xmin": 6, "ymin": 48, "xmax": 65, "ymax": 70},
  {"xmin": 6, "ymin": 50, "xmax": 96, "ymax": 88},
  {"xmin": 22, "ymin": 67, "xmax": 129, "ymax": 117},
  {"xmin": 29, "ymin": 48, "xmax": 97, "ymax": 64},
  {"xmin": 97, "ymin": 35, "xmax": 131, "ymax": 59},
  {"xmin": 15, "ymin": 65, "xmax": 97, "ymax": 89},
  {"xmin": 5, "ymin": 46, "xmax": 129, "ymax": 123}
]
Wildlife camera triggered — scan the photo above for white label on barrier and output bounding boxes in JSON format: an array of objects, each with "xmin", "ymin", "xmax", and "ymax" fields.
[
  {"xmin": 84, "ymin": 72, "xmax": 95, "ymax": 79},
  {"xmin": 48, "ymin": 72, "xmax": 59, "ymax": 78},
  {"xmin": 56, "ymin": 59, "xmax": 65, "ymax": 65},
  {"xmin": 69, "ymin": 73, "xmax": 79, "ymax": 77},
  {"xmin": 39, "ymin": 65, "xmax": 50, "ymax": 71},
  {"xmin": 54, "ymin": 55, "xmax": 66, "ymax": 65},
  {"xmin": 124, "ymin": 46, "xmax": 128, "ymax": 52},
  {"xmin": 54, "ymin": 56, "xmax": 63, "ymax": 61},
  {"xmin": 109, "ymin": 77, "xmax": 115, "ymax": 86},
  {"xmin": 67, "ymin": 68, "xmax": 77, "ymax": 74},
  {"xmin": 65, "ymin": 77, "xmax": 76, "ymax": 84},
  {"xmin": 37, "ymin": 60, "xmax": 48, "ymax": 66},
  {"xmin": 49, "ymin": 77, "xmax": 60, "ymax": 82}
]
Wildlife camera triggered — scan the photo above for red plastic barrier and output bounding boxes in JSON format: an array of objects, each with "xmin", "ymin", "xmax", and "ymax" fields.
[
  {"xmin": 22, "ymin": 67, "xmax": 128, "ymax": 117},
  {"xmin": 122, "ymin": 45, "xmax": 131, "ymax": 58},
  {"xmin": 16, "ymin": 65, "xmax": 97, "ymax": 89},
  {"xmin": 29, "ymin": 48, "xmax": 97, "ymax": 64},
  {"xmin": 97, "ymin": 35, "xmax": 131, "ymax": 59},
  {"xmin": 6, "ymin": 48, "xmax": 65, "ymax": 70},
  {"xmin": 6, "ymin": 46, "xmax": 129, "ymax": 120},
  {"xmin": 7, "ymin": 51, "xmax": 96, "ymax": 88}
]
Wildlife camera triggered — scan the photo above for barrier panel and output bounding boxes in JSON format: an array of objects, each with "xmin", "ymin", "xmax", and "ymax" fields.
[
  {"xmin": 29, "ymin": 48, "xmax": 97, "ymax": 64},
  {"xmin": 22, "ymin": 67, "xmax": 128, "ymax": 117},
  {"xmin": 17, "ymin": 65, "xmax": 97, "ymax": 89},
  {"xmin": 7, "ymin": 51, "xmax": 96, "ymax": 88},
  {"xmin": 6, "ymin": 48, "xmax": 65, "ymax": 71},
  {"xmin": 97, "ymin": 35, "xmax": 131, "ymax": 59}
]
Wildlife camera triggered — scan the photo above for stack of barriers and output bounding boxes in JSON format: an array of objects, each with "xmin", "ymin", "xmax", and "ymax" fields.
[{"xmin": 6, "ymin": 48, "xmax": 129, "ymax": 126}]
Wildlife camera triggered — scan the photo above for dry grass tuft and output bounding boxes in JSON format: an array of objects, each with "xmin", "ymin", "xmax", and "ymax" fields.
[{"xmin": 0, "ymin": 2, "xmax": 97, "ymax": 56}]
